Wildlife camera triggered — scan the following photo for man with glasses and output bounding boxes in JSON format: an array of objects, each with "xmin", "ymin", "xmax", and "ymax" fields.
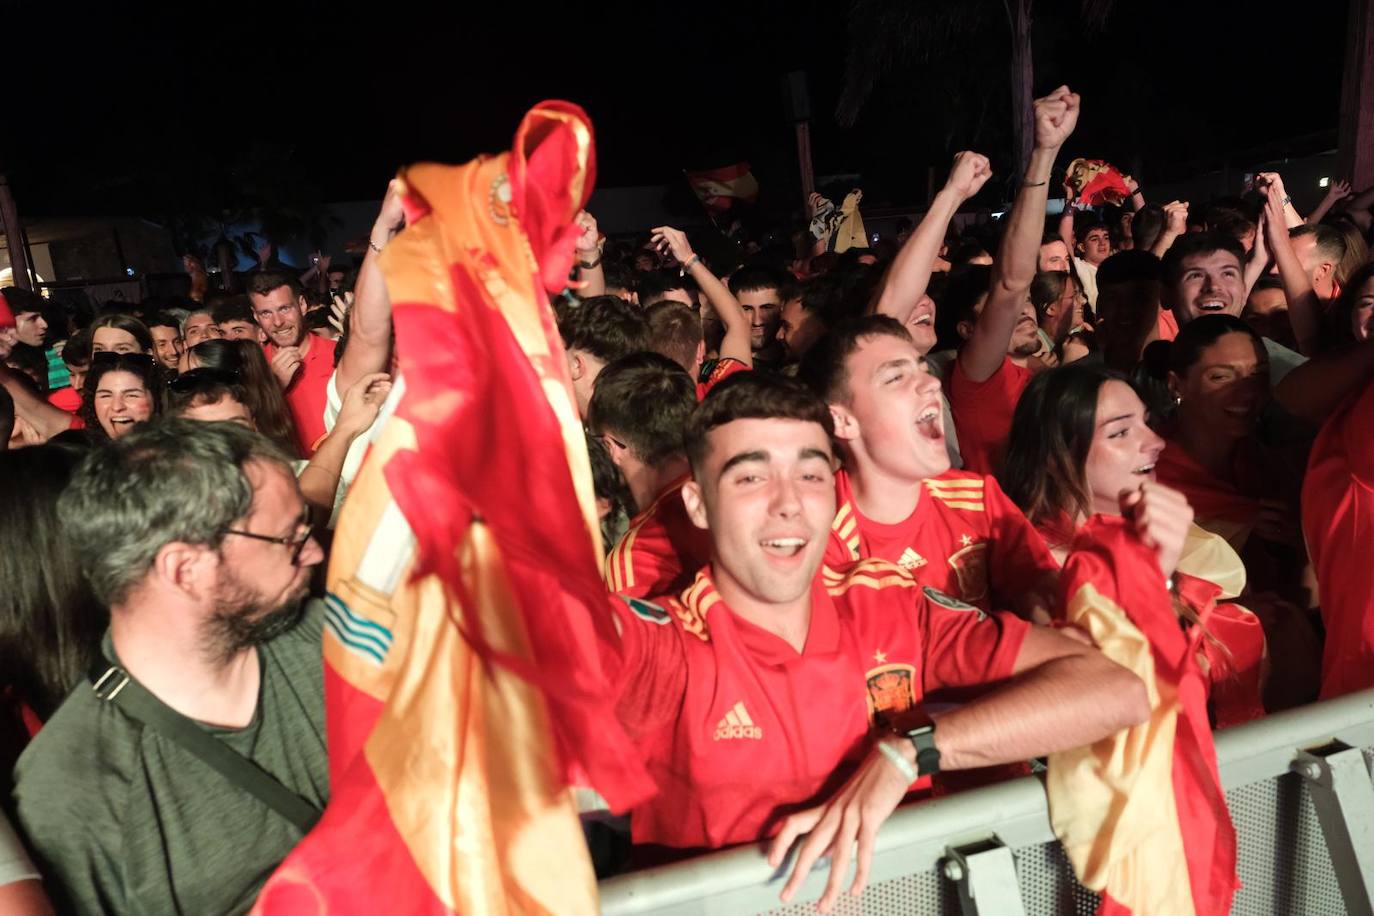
[
  {"xmin": 587, "ymin": 352, "xmax": 710, "ymax": 598},
  {"xmin": 11, "ymin": 420, "xmax": 329, "ymax": 914}
]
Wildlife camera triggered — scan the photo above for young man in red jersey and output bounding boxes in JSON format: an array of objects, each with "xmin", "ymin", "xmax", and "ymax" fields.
[
  {"xmin": 800, "ymin": 315, "xmax": 1059, "ymax": 621},
  {"xmin": 590, "ymin": 352, "xmax": 711, "ymax": 598},
  {"xmin": 250, "ymin": 272, "xmax": 337, "ymax": 455},
  {"xmin": 1277, "ymin": 336, "xmax": 1374, "ymax": 698},
  {"xmin": 944, "ymin": 86, "xmax": 1080, "ymax": 474},
  {"xmin": 604, "ymin": 372, "xmax": 1155, "ymax": 912}
]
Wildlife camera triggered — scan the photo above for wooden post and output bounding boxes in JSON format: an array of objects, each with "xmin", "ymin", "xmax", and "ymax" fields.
[
  {"xmin": 0, "ymin": 172, "xmax": 33, "ymax": 291},
  {"xmin": 1338, "ymin": 0, "xmax": 1374, "ymax": 190},
  {"xmin": 795, "ymin": 120, "xmax": 816, "ymax": 210},
  {"xmin": 1008, "ymin": 0, "xmax": 1035, "ymax": 180}
]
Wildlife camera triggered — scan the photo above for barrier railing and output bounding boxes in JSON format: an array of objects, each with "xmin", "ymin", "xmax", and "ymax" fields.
[{"xmin": 599, "ymin": 689, "xmax": 1374, "ymax": 916}]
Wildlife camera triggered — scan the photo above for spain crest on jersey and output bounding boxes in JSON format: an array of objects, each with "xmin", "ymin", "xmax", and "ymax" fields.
[
  {"xmin": 947, "ymin": 540, "xmax": 989, "ymax": 603},
  {"xmin": 865, "ymin": 663, "xmax": 917, "ymax": 729}
]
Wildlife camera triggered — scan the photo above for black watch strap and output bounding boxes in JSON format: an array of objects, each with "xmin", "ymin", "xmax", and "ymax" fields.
[{"xmin": 905, "ymin": 724, "xmax": 941, "ymax": 775}]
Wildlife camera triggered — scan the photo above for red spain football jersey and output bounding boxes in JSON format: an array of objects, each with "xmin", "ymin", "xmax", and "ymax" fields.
[
  {"xmin": 696, "ymin": 357, "xmax": 749, "ymax": 401},
  {"xmin": 825, "ymin": 468, "xmax": 1058, "ymax": 616},
  {"xmin": 607, "ymin": 561, "xmax": 1030, "ymax": 850},
  {"xmin": 604, "ymin": 475, "xmax": 713, "ymax": 600},
  {"xmin": 1304, "ymin": 378, "xmax": 1374, "ymax": 698},
  {"xmin": 265, "ymin": 335, "xmax": 336, "ymax": 456},
  {"xmin": 945, "ymin": 355, "xmax": 1033, "ymax": 475}
]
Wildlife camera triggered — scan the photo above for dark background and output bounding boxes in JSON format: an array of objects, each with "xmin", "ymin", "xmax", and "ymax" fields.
[{"xmin": 1, "ymin": 0, "xmax": 1348, "ymax": 222}]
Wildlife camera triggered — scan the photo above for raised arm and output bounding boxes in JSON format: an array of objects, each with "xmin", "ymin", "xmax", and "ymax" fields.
[
  {"xmin": 0, "ymin": 368, "xmax": 70, "ymax": 441},
  {"xmin": 960, "ymin": 86, "xmax": 1080, "ymax": 383},
  {"xmin": 872, "ymin": 151, "xmax": 992, "ymax": 325},
  {"xmin": 335, "ymin": 181, "xmax": 405, "ymax": 394},
  {"xmin": 652, "ymin": 225, "xmax": 753, "ymax": 368},
  {"xmin": 1307, "ymin": 179, "xmax": 1352, "ymax": 225},
  {"xmin": 573, "ymin": 211, "xmax": 606, "ymax": 298},
  {"xmin": 1149, "ymin": 200, "xmax": 1189, "ymax": 257},
  {"xmin": 297, "ymin": 372, "xmax": 391, "ymax": 519},
  {"xmin": 1274, "ymin": 337, "xmax": 1374, "ymax": 425},
  {"xmin": 1124, "ymin": 173, "xmax": 1145, "ymax": 213},
  {"xmin": 1255, "ymin": 172, "xmax": 1304, "ymax": 228},
  {"xmin": 1263, "ymin": 183, "xmax": 1323, "ymax": 356}
]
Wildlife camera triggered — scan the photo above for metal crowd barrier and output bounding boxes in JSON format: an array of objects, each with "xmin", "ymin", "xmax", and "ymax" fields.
[{"xmin": 599, "ymin": 689, "xmax": 1374, "ymax": 915}]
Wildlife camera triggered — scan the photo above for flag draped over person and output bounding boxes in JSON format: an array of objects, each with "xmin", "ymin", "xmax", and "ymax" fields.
[
  {"xmin": 253, "ymin": 100, "xmax": 655, "ymax": 915},
  {"xmin": 1045, "ymin": 516, "xmax": 1238, "ymax": 916}
]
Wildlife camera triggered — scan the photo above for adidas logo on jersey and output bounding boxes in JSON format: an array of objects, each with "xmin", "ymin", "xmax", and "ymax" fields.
[
  {"xmin": 898, "ymin": 547, "xmax": 927, "ymax": 570},
  {"xmin": 713, "ymin": 701, "xmax": 763, "ymax": 741}
]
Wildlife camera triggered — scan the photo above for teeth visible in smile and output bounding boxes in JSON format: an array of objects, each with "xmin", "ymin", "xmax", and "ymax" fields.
[
  {"xmin": 1134, "ymin": 463, "xmax": 1155, "ymax": 474},
  {"xmin": 917, "ymin": 408, "xmax": 939, "ymax": 424},
  {"xmin": 1199, "ymin": 300, "xmax": 1226, "ymax": 310},
  {"xmin": 913, "ymin": 315, "xmax": 933, "ymax": 325},
  {"xmin": 761, "ymin": 538, "xmax": 805, "ymax": 548}
]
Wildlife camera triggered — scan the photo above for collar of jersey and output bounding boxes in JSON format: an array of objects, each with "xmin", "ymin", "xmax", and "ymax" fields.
[{"xmin": 690, "ymin": 567, "xmax": 840, "ymax": 665}]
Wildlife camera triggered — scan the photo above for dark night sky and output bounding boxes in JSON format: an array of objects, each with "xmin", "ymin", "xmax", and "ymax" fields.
[{"xmin": 1, "ymin": 0, "xmax": 1349, "ymax": 220}]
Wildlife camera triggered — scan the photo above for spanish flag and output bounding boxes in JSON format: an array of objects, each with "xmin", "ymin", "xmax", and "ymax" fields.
[
  {"xmin": 685, "ymin": 162, "xmax": 760, "ymax": 212},
  {"xmin": 253, "ymin": 101, "xmax": 654, "ymax": 915},
  {"xmin": 1046, "ymin": 516, "xmax": 1238, "ymax": 916}
]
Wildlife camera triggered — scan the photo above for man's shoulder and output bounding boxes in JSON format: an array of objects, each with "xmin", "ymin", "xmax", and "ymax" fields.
[
  {"xmin": 821, "ymin": 558, "xmax": 922, "ymax": 598},
  {"xmin": 264, "ymin": 599, "xmax": 327, "ymax": 667},
  {"xmin": 12, "ymin": 684, "xmax": 139, "ymax": 851},
  {"xmin": 923, "ymin": 471, "xmax": 997, "ymax": 516}
]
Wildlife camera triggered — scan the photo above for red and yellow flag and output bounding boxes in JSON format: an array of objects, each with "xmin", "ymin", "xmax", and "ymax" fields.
[
  {"xmin": 1046, "ymin": 517, "xmax": 1237, "ymax": 916},
  {"xmin": 686, "ymin": 162, "xmax": 760, "ymax": 212},
  {"xmin": 253, "ymin": 101, "xmax": 654, "ymax": 915}
]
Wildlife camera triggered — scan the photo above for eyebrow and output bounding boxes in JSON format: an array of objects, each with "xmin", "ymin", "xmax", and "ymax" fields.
[
  {"xmin": 719, "ymin": 446, "xmax": 833, "ymax": 476},
  {"xmin": 1097, "ymin": 412, "xmax": 1136, "ymax": 427},
  {"xmin": 875, "ymin": 358, "xmax": 916, "ymax": 375}
]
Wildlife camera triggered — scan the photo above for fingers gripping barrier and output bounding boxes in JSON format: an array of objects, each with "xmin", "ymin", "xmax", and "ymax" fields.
[{"xmin": 599, "ymin": 689, "xmax": 1374, "ymax": 915}]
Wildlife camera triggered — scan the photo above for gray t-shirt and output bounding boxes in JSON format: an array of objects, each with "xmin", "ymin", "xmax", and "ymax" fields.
[{"xmin": 11, "ymin": 601, "xmax": 328, "ymax": 915}]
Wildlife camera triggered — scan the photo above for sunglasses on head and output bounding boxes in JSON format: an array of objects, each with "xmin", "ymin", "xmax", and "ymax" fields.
[
  {"xmin": 168, "ymin": 367, "xmax": 240, "ymax": 393},
  {"xmin": 90, "ymin": 351, "xmax": 156, "ymax": 368}
]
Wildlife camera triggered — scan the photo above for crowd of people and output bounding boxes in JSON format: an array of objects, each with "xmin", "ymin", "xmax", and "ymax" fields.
[{"xmin": 1, "ymin": 83, "xmax": 1372, "ymax": 914}]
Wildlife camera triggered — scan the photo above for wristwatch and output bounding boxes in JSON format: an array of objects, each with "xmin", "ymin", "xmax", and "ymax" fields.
[
  {"xmin": 904, "ymin": 724, "xmax": 941, "ymax": 775},
  {"xmin": 578, "ymin": 254, "xmax": 603, "ymax": 270}
]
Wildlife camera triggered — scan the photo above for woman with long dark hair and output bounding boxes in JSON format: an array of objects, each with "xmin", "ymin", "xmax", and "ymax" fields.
[
  {"xmin": 186, "ymin": 338, "xmax": 300, "ymax": 457},
  {"xmin": 1002, "ymin": 362, "xmax": 1269, "ymax": 725},
  {"xmin": 89, "ymin": 313, "xmax": 155, "ymax": 355},
  {"xmin": 0, "ymin": 442, "xmax": 106, "ymax": 780}
]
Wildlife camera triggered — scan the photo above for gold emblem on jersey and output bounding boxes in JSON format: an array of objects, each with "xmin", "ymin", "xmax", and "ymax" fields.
[
  {"xmin": 865, "ymin": 663, "xmax": 916, "ymax": 729},
  {"xmin": 947, "ymin": 540, "xmax": 989, "ymax": 603}
]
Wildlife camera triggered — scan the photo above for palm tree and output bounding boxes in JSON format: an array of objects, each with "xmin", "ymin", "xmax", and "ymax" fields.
[{"xmin": 836, "ymin": 0, "xmax": 1115, "ymax": 177}]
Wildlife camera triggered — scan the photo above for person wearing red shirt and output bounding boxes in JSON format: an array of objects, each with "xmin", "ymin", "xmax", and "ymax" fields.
[
  {"xmin": 589, "ymin": 353, "xmax": 711, "ymax": 598},
  {"xmin": 945, "ymin": 87, "xmax": 1081, "ymax": 474},
  {"xmin": 604, "ymin": 372, "xmax": 1152, "ymax": 911},
  {"xmin": 1276, "ymin": 334, "xmax": 1374, "ymax": 698},
  {"xmin": 250, "ymin": 272, "xmax": 337, "ymax": 455},
  {"xmin": 799, "ymin": 315, "xmax": 1058, "ymax": 621},
  {"xmin": 641, "ymin": 225, "xmax": 754, "ymax": 400}
]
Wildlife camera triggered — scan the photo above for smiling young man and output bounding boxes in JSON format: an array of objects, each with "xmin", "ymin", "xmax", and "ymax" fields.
[
  {"xmin": 249, "ymin": 272, "xmax": 337, "ymax": 454},
  {"xmin": 1162, "ymin": 231, "xmax": 1306, "ymax": 386},
  {"xmin": 605, "ymin": 372, "xmax": 1150, "ymax": 911},
  {"xmin": 800, "ymin": 316, "xmax": 1058, "ymax": 620},
  {"xmin": 12, "ymin": 420, "xmax": 328, "ymax": 914}
]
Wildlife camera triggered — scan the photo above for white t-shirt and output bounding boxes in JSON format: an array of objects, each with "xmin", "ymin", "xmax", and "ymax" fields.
[
  {"xmin": 1071, "ymin": 255, "xmax": 1100, "ymax": 310},
  {"xmin": 321, "ymin": 370, "xmax": 373, "ymax": 526}
]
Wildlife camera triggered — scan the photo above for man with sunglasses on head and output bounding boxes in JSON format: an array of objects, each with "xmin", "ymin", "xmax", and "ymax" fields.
[{"xmin": 10, "ymin": 420, "xmax": 330, "ymax": 914}]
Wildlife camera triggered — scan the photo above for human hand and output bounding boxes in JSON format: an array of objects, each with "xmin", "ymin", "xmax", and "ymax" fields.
[
  {"xmin": 574, "ymin": 210, "xmax": 600, "ymax": 253},
  {"xmin": 651, "ymin": 226, "xmax": 695, "ymax": 265},
  {"xmin": 312, "ymin": 252, "xmax": 331, "ymax": 274},
  {"xmin": 328, "ymin": 292, "xmax": 353, "ymax": 335},
  {"xmin": 1124, "ymin": 173, "xmax": 1139, "ymax": 194},
  {"xmin": 1263, "ymin": 184, "xmax": 1289, "ymax": 241},
  {"xmin": 370, "ymin": 178, "xmax": 407, "ymax": 252},
  {"xmin": 335, "ymin": 372, "xmax": 392, "ymax": 437},
  {"xmin": 254, "ymin": 238, "xmax": 272, "ymax": 265},
  {"xmin": 1255, "ymin": 172, "xmax": 1288, "ymax": 202},
  {"xmin": 767, "ymin": 737, "xmax": 912, "ymax": 912},
  {"xmin": 182, "ymin": 254, "xmax": 206, "ymax": 277},
  {"xmin": 270, "ymin": 346, "xmax": 303, "ymax": 387},
  {"xmin": 1119, "ymin": 481, "xmax": 1194, "ymax": 578},
  {"xmin": 945, "ymin": 151, "xmax": 993, "ymax": 200},
  {"xmin": 1033, "ymin": 85, "xmax": 1081, "ymax": 149},
  {"xmin": 1163, "ymin": 200, "xmax": 1189, "ymax": 235},
  {"xmin": 1325, "ymin": 179, "xmax": 1353, "ymax": 203},
  {"xmin": 807, "ymin": 192, "xmax": 826, "ymax": 217},
  {"xmin": 9, "ymin": 415, "xmax": 44, "ymax": 448},
  {"xmin": 1250, "ymin": 208, "xmax": 1271, "ymax": 265}
]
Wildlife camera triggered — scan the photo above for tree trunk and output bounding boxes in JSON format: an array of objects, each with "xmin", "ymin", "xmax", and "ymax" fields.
[
  {"xmin": 1009, "ymin": 0, "xmax": 1035, "ymax": 180},
  {"xmin": 1338, "ymin": 0, "xmax": 1374, "ymax": 190},
  {"xmin": 0, "ymin": 172, "xmax": 33, "ymax": 291}
]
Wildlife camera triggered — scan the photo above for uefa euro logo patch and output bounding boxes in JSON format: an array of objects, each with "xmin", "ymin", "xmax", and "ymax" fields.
[
  {"xmin": 922, "ymin": 585, "xmax": 987, "ymax": 620},
  {"xmin": 622, "ymin": 596, "xmax": 670, "ymax": 625}
]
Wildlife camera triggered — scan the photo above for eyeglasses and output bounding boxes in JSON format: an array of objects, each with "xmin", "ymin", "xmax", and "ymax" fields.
[{"xmin": 223, "ymin": 523, "xmax": 313, "ymax": 564}]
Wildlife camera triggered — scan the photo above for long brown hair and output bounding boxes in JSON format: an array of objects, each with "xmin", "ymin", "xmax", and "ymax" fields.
[{"xmin": 187, "ymin": 339, "xmax": 301, "ymax": 457}]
